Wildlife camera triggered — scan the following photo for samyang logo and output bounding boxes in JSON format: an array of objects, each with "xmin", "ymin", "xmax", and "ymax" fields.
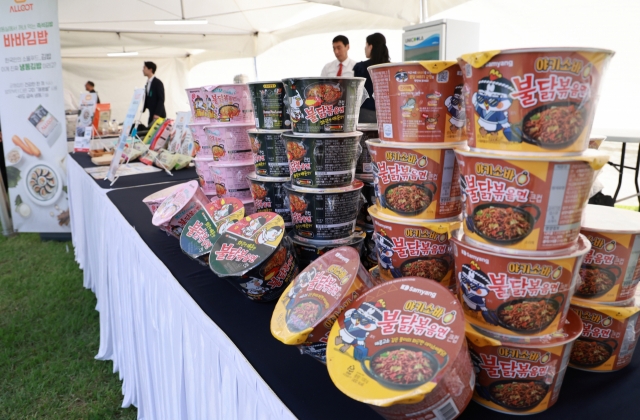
[{"xmin": 11, "ymin": 0, "xmax": 33, "ymax": 13}]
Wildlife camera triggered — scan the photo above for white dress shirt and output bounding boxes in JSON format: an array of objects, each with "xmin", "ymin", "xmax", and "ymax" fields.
[
  {"xmin": 146, "ymin": 75, "xmax": 155, "ymax": 94},
  {"xmin": 321, "ymin": 58, "xmax": 356, "ymax": 77}
]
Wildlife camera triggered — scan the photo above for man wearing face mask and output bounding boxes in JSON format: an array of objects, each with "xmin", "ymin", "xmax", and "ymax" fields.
[{"xmin": 321, "ymin": 35, "xmax": 356, "ymax": 78}]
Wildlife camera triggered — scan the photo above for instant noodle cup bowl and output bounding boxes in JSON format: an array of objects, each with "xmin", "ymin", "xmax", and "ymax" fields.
[
  {"xmin": 466, "ymin": 310, "xmax": 583, "ymax": 415},
  {"xmin": 576, "ymin": 205, "xmax": 640, "ymax": 303},
  {"xmin": 456, "ymin": 148, "xmax": 608, "ymax": 254},
  {"xmin": 356, "ymin": 179, "xmax": 376, "ymax": 226},
  {"xmin": 356, "ymin": 123, "xmax": 378, "ymax": 177},
  {"xmin": 327, "ymin": 277, "xmax": 473, "ymax": 420},
  {"xmin": 247, "ymin": 81, "xmax": 291, "ymax": 130},
  {"xmin": 458, "ymin": 48, "xmax": 614, "ymax": 155},
  {"xmin": 188, "ymin": 122, "xmax": 212, "ymax": 158},
  {"xmin": 369, "ymin": 205, "xmax": 460, "ymax": 288},
  {"xmin": 205, "ymin": 83, "xmax": 254, "ymax": 125},
  {"xmin": 283, "ymin": 131, "xmax": 362, "ymax": 188},
  {"xmin": 204, "ymin": 124, "xmax": 253, "ymax": 163},
  {"xmin": 179, "ymin": 197, "xmax": 245, "ymax": 265},
  {"xmin": 185, "ymin": 87, "xmax": 210, "ymax": 123},
  {"xmin": 247, "ymin": 129, "xmax": 290, "ymax": 177},
  {"xmin": 242, "ymin": 198, "xmax": 256, "ymax": 215},
  {"xmin": 452, "ymin": 233, "xmax": 591, "ymax": 342},
  {"xmin": 368, "ymin": 139, "xmax": 465, "ymax": 220},
  {"xmin": 143, "ymin": 183, "xmax": 183, "ymax": 215},
  {"xmin": 288, "ymin": 230, "xmax": 366, "ymax": 268},
  {"xmin": 194, "ymin": 157, "xmax": 216, "ymax": 194},
  {"xmin": 368, "ymin": 61, "xmax": 466, "ymax": 143},
  {"xmin": 246, "ymin": 172, "xmax": 292, "ymax": 228},
  {"xmin": 569, "ymin": 298, "xmax": 640, "ymax": 372},
  {"xmin": 208, "ymin": 161, "xmax": 254, "ymax": 201},
  {"xmin": 281, "ymin": 77, "xmax": 366, "ymax": 133},
  {"xmin": 284, "ymin": 180, "xmax": 364, "ymax": 240},
  {"xmin": 152, "ymin": 180, "xmax": 209, "ymax": 238},
  {"xmin": 271, "ymin": 246, "xmax": 374, "ymax": 363},
  {"xmin": 209, "ymin": 212, "xmax": 299, "ymax": 302}
]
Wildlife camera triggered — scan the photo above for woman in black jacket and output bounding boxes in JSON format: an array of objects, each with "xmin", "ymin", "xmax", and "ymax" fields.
[{"xmin": 353, "ymin": 33, "xmax": 390, "ymax": 123}]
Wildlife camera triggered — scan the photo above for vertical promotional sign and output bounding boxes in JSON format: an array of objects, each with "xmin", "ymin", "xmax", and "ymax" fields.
[
  {"xmin": 74, "ymin": 92, "xmax": 97, "ymax": 152},
  {"xmin": 106, "ymin": 88, "xmax": 144, "ymax": 183},
  {"xmin": 0, "ymin": 0, "xmax": 69, "ymax": 233}
]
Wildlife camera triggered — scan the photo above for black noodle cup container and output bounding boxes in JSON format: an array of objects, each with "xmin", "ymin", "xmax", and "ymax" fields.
[
  {"xmin": 357, "ymin": 180, "xmax": 376, "ymax": 226},
  {"xmin": 282, "ymin": 131, "xmax": 363, "ymax": 188},
  {"xmin": 209, "ymin": 212, "xmax": 299, "ymax": 302},
  {"xmin": 289, "ymin": 230, "xmax": 366, "ymax": 268},
  {"xmin": 246, "ymin": 172, "xmax": 292, "ymax": 228},
  {"xmin": 248, "ymin": 129, "xmax": 291, "ymax": 177},
  {"xmin": 356, "ymin": 123, "xmax": 378, "ymax": 177},
  {"xmin": 247, "ymin": 81, "xmax": 291, "ymax": 130},
  {"xmin": 282, "ymin": 77, "xmax": 366, "ymax": 133},
  {"xmin": 285, "ymin": 180, "xmax": 363, "ymax": 240}
]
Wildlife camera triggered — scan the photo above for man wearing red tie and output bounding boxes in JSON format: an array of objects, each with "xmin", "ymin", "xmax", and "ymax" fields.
[{"xmin": 321, "ymin": 35, "xmax": 356, "ymax": 78}]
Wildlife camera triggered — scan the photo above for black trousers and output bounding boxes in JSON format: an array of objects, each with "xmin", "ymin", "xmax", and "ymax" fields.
[{"xmin": 0, "ymin": 139, "xmax": 7, "ymax": 192}]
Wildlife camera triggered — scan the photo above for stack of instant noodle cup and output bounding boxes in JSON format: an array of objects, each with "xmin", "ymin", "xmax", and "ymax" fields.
[
  {"xmin": 568, "ymin": 205, "xmax": 640, "ymax": 373},
  {"xmin": 245, "ymin": 81, "xmax": 293, "ymax": 229},
  {"xmin": 365, "ymin": 61, "xmax": 466, "ymax": 293},
  {"xmin": 450, "ymin": 48, "xmax": 615, "ymax": 415},
  {"xmin": 185, "ymin": 84, "xmax": 255, "ymax": 211},
  {"xmin": 248, "ymin": 76, "xmax": 370, "ymax": 269}
]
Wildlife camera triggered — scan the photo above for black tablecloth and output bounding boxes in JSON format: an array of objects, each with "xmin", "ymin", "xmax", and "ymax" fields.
[
  {"xmin": 70, "ymin": 152, "xmax": 198, "ymax": 189},
  {"xmin": 107, "ymin": 184, "xmax": 639, "ymax": 420}
]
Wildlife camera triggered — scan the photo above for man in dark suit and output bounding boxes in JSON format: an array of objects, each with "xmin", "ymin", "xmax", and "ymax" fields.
[{"xmin": 142, "ymin": 61, "xmax": 166, "ymax": 126}]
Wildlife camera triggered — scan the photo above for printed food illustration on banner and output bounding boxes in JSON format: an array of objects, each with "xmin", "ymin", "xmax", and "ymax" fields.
[
  {"xmin": 452, "ymin": 235, "xmax": 590, "ymax": 337},
  {"xmin": 458, "ymin": 48, "xmax": 614, "ymax": 153},
  {"xmin": 0, "ymin": 0, "xmax": 70, "ymax": 232},
  {"xmin": 368, "ymin": 61, "xmax": 466, "ymax": 142},
  {"xmin": 466, "ymin": 313, "xmax": 582, "ymax": 414},
  {"xmin": 456, "ymin": 149, "xmax": 607, "ymax": 252}
]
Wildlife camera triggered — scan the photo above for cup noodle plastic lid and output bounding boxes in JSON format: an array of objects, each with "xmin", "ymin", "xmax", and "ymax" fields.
[
  {"xmin": 327, "ymin": 277, "xmax": 464, "ymax": 407},
  {"xmin": 180, "ymin": 197, "xmax": 245, "ymax": 258},
  {"xmin": 152, "ymin": 180, "xmax": 201, "ymax": 227},
  {"xmin": 582, "ymin": 204, "xmax": 640, "ymax": 234},
  {"xmin": 284, "ymin": 179, "xmax": 364, "ymax": 194},
  {"xmin": 271, "ymin": 246, "xmax": 374, "ymax": 345},
  {"xmin": 209, "ymin": 212, "xmax": 285, "ymax": 277}
]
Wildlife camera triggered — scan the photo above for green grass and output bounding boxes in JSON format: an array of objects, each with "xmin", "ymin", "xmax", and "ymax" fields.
[
  {"xmin": 0, "ymin": 233, "xmax": 137, "ymax": 420},
  {"xmin": 616, "ymin": 204, "xmax": 640, "ymax": 212}
]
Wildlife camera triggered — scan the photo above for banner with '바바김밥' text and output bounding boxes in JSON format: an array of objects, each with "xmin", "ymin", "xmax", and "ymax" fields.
[{"xmin": 0, "ymin": 0, "xmax": 69, "ymax": 233}]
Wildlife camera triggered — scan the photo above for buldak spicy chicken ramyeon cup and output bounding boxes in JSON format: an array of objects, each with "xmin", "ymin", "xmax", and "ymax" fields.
[
  {"xmin": 457, "ymin": 48, "xmax": 614, "ymax": 155},
  {"xmin": 270, "ymin": 247, "xmax": 374, "ymax": 364},
  {"xmin": 327, "ymin": 277, "xmax": 474, "ymax": 420},
  {"xmin": 455, "ymin": 148, "xmax": 608, "ymax": 253},
  {"xmin": 452, "ymin": 233, "xmax": 591, "ymax": 342},
  {"xmin": 466, "ymin": 310, "xmax": 583, "ymax": 415}
]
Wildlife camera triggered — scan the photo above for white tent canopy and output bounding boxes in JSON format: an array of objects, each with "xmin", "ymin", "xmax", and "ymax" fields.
[{"xmin": 59, "ymin": 0, "xmax": 469, "ymax": 62}]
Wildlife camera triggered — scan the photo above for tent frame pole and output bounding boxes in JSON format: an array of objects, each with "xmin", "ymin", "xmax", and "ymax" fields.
[{"xmin": 420, "ymin": 0, "xmax": 428, "ymax": 23}]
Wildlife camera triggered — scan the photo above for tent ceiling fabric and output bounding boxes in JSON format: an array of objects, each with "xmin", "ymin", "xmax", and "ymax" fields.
[{"xmin": 58, "ymin": 0, "xmax": 470, "ymax": 60}]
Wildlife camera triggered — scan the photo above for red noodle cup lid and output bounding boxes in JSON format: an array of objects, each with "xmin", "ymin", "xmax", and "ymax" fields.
[
  {"xmin": 466, "ymin": 309, "xmax": 583, "ymax": 349},
  {"xmin": 179, "ymin": 197, "xmax": 246, "ymax": 258},
  {"xmin": 326, "ymin": 277, "xmax": 464, "ymax": 406},
  {"xmin": 271, "ymin": 247, "xmax": 374, "ymax": 345},
  {"xmin": 152, "ymin": 180, "xmax": 202, "ymax": 226},
  {"xmin": 209, "ymin": 212, "xmax": 285, "ymax": 277},
  {"xmin": 581, "ymin": 204, "xmax": 640, "ymax": 234}
]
